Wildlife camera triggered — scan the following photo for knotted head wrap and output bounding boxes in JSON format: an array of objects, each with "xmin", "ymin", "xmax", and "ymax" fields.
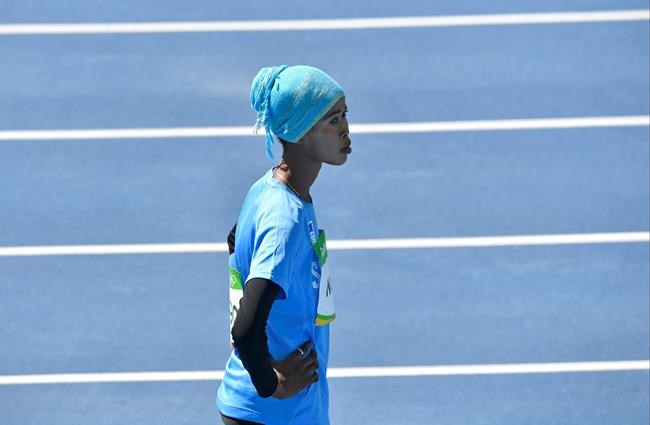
[{"xmin": 250, "ymin": 65, "xmax": 345, "ymax": 158}]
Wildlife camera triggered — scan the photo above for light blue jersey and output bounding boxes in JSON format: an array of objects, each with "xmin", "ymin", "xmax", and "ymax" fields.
[{"xmin": 217, "ymin": 169, "xmax": 331, "ymax": 425}]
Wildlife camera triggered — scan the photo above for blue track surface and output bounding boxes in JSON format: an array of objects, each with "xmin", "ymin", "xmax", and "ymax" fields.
[
  {"xmin": 0, "ymin": 2, "xmax": 648, "ymax": 424},
  {"xmin": 2, "ymin": 22, "xmax": 648, "ymax": 129}
]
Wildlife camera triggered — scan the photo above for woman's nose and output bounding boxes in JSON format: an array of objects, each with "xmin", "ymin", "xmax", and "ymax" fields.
[{"xmin": 341, "ymin": 118, "xmax": 349, "ymax": 134}]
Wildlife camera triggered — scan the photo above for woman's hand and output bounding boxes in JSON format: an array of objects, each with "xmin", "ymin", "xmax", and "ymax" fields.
[{"xmin": 271, "ymin": 341, "xmax": 319, "ymax": 399}]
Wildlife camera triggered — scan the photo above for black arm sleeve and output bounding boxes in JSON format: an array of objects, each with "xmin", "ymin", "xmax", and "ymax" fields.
[
  {"xmin": 227, "ymin": 223, "xmax": 237, "ymax": 255},
  {"xmin": 231, "ymin": 277, "xmax": 281, "ymax": 398}
]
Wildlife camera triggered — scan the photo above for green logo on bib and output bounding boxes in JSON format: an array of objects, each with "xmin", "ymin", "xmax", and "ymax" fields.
[
  {"xmin": 312, "ymin": 230, "xmax": 328, "ymax": 267},
  {"xmin": 312, "ymin": 230, "xmax": 335, "ymax": 326},
  {"xmin": 229, "ymin": 266, "xmax": 243, "ymax": 290}
]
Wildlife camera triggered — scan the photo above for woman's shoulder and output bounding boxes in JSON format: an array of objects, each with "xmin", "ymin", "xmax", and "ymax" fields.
[
  {"xmin": 240, "ymin": 169, "xmax": 315, "ymax": 227},
  {"xmin": 256, "ymin": 170, "xmax": 306, "ymax": 208},
  {"xmin": 256, "ymin": 189, "xmax": 303, "ymax": 225}
]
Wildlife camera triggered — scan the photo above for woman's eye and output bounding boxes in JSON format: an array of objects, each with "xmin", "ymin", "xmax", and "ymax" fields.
[{"xmin": 330, "ymin": 109, "xmax": 348, "ymax": 124}]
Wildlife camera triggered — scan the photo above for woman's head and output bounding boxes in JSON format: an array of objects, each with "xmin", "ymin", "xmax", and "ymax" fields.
[{"xmin": 250, "ymin": 65, "xmax": 348, "ymax": 162}]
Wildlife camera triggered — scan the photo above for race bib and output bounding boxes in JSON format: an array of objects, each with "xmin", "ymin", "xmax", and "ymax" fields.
[
  {"xmin": 313, "ymin": 230, "xmax": 335, "ymax": 326},
  {"xmin": 228, "ymin": 261, "xmax": 244, "ymax": 346}
]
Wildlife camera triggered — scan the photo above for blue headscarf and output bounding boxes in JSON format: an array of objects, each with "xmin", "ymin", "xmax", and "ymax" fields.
[{"xmin": 250, "ymin": 65, "xmax": 345, "ymax": 158}]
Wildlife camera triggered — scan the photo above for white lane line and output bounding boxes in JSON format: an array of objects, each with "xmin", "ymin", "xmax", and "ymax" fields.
[
  {"xmin": 0, "ymin": 10, "xmax": 647, "ymax": 35},
  {"xmin": 326, "ymin": 360, "xmax": 650, "ymax": 378},
  {"xmin": 0, "ymin": 232, "xmax": 647, "ymax": 257},
  {"xmin": 1, "ymin": 360, "xmax": 648, "ymax": 385},
  {"xmin": 0, "ymin": 243, "xmax": 227, "ymax": 257},
  {"xmin": 327, "ymin": 232, "xmax": 650, "ymax": 250},
  {"xmin": 351, "ymin": 116, "xmax": 650, "ymax": 134},
  {"xmin": 0, "ymin": 116, "xmax": 648, "ymax": 141}
]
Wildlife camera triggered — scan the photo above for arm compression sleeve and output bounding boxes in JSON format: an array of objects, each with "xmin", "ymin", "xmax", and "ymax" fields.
[{"xmin": 230, "ymin": 278, "xmax": 281, "ymax": 398}]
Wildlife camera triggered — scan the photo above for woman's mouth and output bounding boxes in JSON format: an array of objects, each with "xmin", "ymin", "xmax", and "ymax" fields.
[{"xmin": 341, "ymin": 145, "xmax": 352, "ymax": 154}]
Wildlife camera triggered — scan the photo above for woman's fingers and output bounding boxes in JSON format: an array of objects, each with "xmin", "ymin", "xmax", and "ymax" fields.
[
  {"xmin": 301, "ymin": 349, "xmax": 318, "ymax": 371},
  {"xmin": 271, "ymin": 342, "xmax": 321, "ymax": 399},
  {"xmin": 294, "ymin": 341, "xmax": 313, "ymax": 359}
]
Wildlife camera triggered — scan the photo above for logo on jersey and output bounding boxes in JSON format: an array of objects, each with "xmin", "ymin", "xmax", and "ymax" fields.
[
  {"xmin": 307, "ymin": 220, "xmax": 317, "ymax": 245},
  {"xmin": 311, "ymin": 261, "xmax": 320, "ymax": 289}
]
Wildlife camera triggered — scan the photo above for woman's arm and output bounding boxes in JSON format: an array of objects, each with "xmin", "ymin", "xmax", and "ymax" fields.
[
  {"xmin": 231, "ymin": 278, "xmax": 320, "ymax": 399},
  {"xmin": 228, "ymin": 224, "xmax": 318, "ymax": 399},
  {"xmin": 231, "ymin": 278, "xmax": 280, "ymax": 398},
  {"xmin": 227, "ymin": 223, "xmax": 237, "ymax": 254}
]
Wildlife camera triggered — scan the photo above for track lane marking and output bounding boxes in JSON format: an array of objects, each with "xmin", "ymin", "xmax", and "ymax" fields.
[
  {"xmin": 1, "ymin": 360, "xmax": 647, "ymax": 385},
  {"xmin": 1, "ymin": 116, "xmax": 648, "ymax": 141},
  {"xmin": 0, "ymin": 10, "xmax": 648, "ymax": 35},
  {"xmin": 1, "ymin": 232, "xmax": 648, "ymax": 257}
]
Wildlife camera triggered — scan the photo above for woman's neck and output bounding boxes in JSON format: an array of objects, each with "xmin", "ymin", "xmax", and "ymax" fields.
[{"xmin": 274, "ymin": 157, "xmax": 321, "ymax": 202}]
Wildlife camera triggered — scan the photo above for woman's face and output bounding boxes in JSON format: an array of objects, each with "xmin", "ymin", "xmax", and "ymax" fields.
[{"xmin": 299, "ymin": 97, "xmax": 351, "ymax": 166}]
